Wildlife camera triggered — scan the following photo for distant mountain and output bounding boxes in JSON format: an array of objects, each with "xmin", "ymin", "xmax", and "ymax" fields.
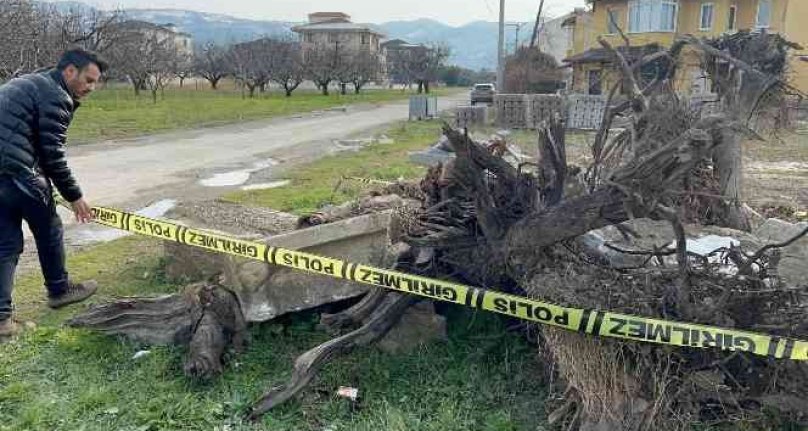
[
  {"xmin": 380, "ymin": 19, "xmax": 533, "ymax": 71},
  {"xmin": 51, "ymin": 2, "xmax": 536, "ymax": 70},
  {"xmin": 123, "ymin": 9, "xmax": 292, "ymax": 43}
]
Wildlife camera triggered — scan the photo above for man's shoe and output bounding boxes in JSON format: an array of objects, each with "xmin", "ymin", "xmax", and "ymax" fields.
[
  {"xmin": 48, "ymin": 280, "xmax": 98, "ymax": 309},
  {"xmin": 0, "ymin": 319, "xmax": 20, "ymax": 338}
]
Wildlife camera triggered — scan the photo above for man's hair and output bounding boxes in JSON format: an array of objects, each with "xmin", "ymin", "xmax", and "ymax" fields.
[{"xmin": 57, "ymin": 48, "xmax": 109, "ymax": 74}]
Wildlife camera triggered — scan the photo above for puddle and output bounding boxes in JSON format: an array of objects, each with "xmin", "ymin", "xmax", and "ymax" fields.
[
  {"xmin": 200, "ymin": 158, "xmax": 280, "ymax": 187},
  {"xmin": 69, "ymin": 199, "xmax": 177, "ymax": 245},
  {"xmin": 241, "ymin": 180, "xmax": 291, "ymax": 191},
  {"xmin": 333, "ymin": 139, "xmax": 372, "ymax": 152},
  {"xmin": 136, "ymin": 199, "xmax": 178, "ymax": 218}
]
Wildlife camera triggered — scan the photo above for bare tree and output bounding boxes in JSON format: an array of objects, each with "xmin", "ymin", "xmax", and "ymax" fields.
[
  {"xmin": 105, "ymin": 30, "xmax": 150, "ymax": 95},
  {"xmin": 386, "ymin": 47, "xmax": 415, "ymax": 90},
  {"xmin": 334, "ymin": 49, "xmax": 354, "ymax": 95},
  {"xmin": 171, "ymin": 51, "xmax": 193, "ymax": 88},
  {"xmin": 410, "ymin": 44, "xmax": 450, "ymax": 94},
  {"xmin": 347, "ymin": 50, "xmax": 382, "ymax": 94},
  {"xmin": 504, "ymin": 47, "xmax": 565, "ymax": 93},
  {"xmin": 386, "ymin": 43, "xmax": 449, "ymax": 93},
  {"xmin": 0, "ymin": 1, "xmax": 121, "ymax": 81},
  {"xmin": 231, "ymin": 39, "xmax": 273, "ymax": 98},
  {"xmin": 194, "ymin": 42, "xmax": 230, "ymax": 90},
  {"xmin": 304, "ymin": 45, "xmax": 338, "ymax": 96},
  {"xmin": 105, "ymin": 22, "xmax": 185, "ymax": 102},
  {"xmin": 143, "ymin": 36, "xmax": 183, "ymax": 103},
  {"xmin": 268, "ymin": 40, "xmax": 304, "ymax": 97}
]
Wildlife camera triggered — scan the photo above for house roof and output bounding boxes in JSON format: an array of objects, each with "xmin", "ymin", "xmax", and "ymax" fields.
[
  {"xmin": 561, "ymin": 14, "xmax": 577, "ymax": 27},
  {"xmin": 564, "ymin": 43, "xmax": 662, "ymax": 64},
  {"xmin": 292, "ymin": 21, "xmax": 385, "ymax": 36}
]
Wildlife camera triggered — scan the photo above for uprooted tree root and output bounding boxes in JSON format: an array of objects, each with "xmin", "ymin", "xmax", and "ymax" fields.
[
  {"xmin": 523, "ymin": 244, "xmax": 808, "ymax": 430},
  {"xmin": 69, "ymin": 281, "xmax": 248, "ymax": 379},
  {"xmin": 381, "ymin": 32, "xmax": 808, "ymax": 429}
]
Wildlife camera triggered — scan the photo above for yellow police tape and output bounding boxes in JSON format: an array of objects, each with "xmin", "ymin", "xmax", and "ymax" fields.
[
  {"xmin": 89, "ymin": 205, "xmax": 808, "ymax": 361},
  {"xmin": 343, "ymin": 176, "xmax": 395, "ymax": 186}
]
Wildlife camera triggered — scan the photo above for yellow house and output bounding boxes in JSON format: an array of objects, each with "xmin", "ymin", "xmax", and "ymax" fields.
[{"xmin": 564, "ymin": 0, "xmax": 808, "ymax": 94}]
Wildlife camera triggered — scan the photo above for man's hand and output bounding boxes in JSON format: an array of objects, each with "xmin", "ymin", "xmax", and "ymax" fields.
[{"xmin": 70, "ymin": 198, "xmax": 93, "ymax": 224}]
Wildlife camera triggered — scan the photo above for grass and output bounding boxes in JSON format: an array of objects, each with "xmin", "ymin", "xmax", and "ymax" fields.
[
  {"xmin": 1, "ymin": 118, "xmax": 549, "ymax": 431},
  {"xmin": 0, "ymin": 238, "xmax": 546, "ymax": 431},
  {"xmin": 742, "ymin": 131, "xmax": 808, "ymax": 163},
  {"xmin": 222, "ymin": 120, "xmax": 443, "ymax": 214},
  {"xmin": 68, "ymin": 82, "xmax": 454, "ymax": 143}
]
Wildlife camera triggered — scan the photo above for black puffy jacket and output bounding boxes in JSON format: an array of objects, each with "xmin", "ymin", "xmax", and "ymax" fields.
[{"xmin": 0, "ymin": 69, "xmax": 83, "ymax": 203}]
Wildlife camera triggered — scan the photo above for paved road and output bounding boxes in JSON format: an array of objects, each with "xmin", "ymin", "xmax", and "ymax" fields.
[
  {"xmin": 17, "ymin": 93, "xmax": 468, "ymax": 261},
  {"xmin": 68, "ymin": 93, "xmax": 467, "ymax": 208}
]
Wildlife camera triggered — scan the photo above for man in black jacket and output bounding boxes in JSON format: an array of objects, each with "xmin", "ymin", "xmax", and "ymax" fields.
[{"xmin": 0, "ymin": 48, "xmax": 107, "ymax": 338}]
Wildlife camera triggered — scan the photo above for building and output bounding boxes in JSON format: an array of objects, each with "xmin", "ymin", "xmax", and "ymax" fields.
[
  {"xmin": 114, "ymin": 20, "xmax": 194, "ymax": 58},
  {"xmin": 292, "ymin": 12, "xmax": 385, "ymax": 55},
  {"xmin": 535, "ymin": 13, "xmax": 578, "ymax": 67},
  {"xmin": 563, "ymin": 0, "xmax": 808, "ymax": 94}
]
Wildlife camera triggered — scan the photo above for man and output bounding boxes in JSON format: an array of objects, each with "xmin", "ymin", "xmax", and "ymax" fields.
[{"xmin": 0, "ymin": 48, "xmax": 106, "ymax": 337}]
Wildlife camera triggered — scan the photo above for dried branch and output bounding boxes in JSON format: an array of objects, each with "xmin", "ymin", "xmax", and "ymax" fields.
[
  {"xmin": 597, "ymin": 36, "xmax": 649, "ymax": 111},
  {"xmin": 740, "ymin": 226, "xmax": 808, "ymax": 274}
]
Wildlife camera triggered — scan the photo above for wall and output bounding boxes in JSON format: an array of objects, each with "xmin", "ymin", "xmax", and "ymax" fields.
[
  {"xmin": 538, "ymin": 15, "xmax": 574, "ymax": 65},
  {"xmin": 301, "ymin": 31, "xmax": 381, "ymax": 53},
  {"xmin": 783, "ymin": 0, "xmax": 808, "ymax": 92}
]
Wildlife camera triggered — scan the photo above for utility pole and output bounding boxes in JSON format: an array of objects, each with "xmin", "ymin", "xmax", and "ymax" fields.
[
  {"xmin": 529, "ymin": 0, "xmax": 546, "ymax": 49},
  {"xmin": 497, "ymin": 0, "xmax": 505, "ymax": 91},
  {"xmin": 506, "ymin": 22, "xmax": 528, "ymax": 54}
]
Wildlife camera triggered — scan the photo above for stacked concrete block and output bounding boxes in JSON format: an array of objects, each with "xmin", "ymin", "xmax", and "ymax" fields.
[
  {"xmin": 409, "ymin": 95, "xmax": 438, "ymax": 121},
  {"xmin": 528, "ymin": 94, "xmax": 565, "ymax": 129},
  {"xmin": 494, "ymin": 94, "xmax": 530, "ymax": 129},
  {"xmin": 454, "ymin": 105, "xmax": 488, "ymax": 129},
  {"xmin": 566, "ymin": 94, "xmax": 607, "ymax": 129}
]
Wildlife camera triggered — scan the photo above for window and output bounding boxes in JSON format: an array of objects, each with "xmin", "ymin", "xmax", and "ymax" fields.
[
  {"xmin": 305, "ymin": 33, "xmax": 314, "ymax": 43},
  {"xmin": 628, "ymin": 0, "xmax": 678, "ymax": 33},
  {"xmin": 361, "ymin": 33, "xmax": 369, "ymax": 45},
  {"xmin": 756, "ymin": 0, "xmax": 771, "ymax": 28},
  {"xmin": 607, "ymin": 9, "xmax": 620, "ymax": 34},
  {"xmin": 700, "ymin": 3, "xmax": 714, "ymax": 30},
  {"xmin": 728, "ymin": 5, "xmax": 737, "ymax": 31}
]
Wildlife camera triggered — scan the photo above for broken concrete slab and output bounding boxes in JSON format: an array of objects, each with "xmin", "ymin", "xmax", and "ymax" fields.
[
  {"xmin": 753, "ymin": 218, "xmax": 808, "ymax": 286},
  {"xmin": 165, "ymin": 201, "xmax": 395, "ymax": 322},
  {"xmin": 409, "ymin": 147, "xmax": 456, "ymax": 167},
  {"xmin": 580, "ymin": 217, "xmax": 808, "ymax": 287}
]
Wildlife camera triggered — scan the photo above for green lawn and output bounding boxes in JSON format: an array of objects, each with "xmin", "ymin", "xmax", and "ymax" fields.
[
  {"xmin": 222, "ymin": 120, "xmax": 442, "ymax": 214},
  {"xmin": 0, "ymin": 238, "xmax": 545, "ymax": 431},
  {"xmin": 1, "ymin": 118, "xmax": 548, "ymax": 431},
  {"xmin": 68, "ymin": 83, "xmax": 453, "ymax": 143}
]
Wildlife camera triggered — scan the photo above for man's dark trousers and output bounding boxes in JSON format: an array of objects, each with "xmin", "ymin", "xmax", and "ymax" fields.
[{"xmin": 0, "ymin": 175, "xmax": 69, "ymax": 321}]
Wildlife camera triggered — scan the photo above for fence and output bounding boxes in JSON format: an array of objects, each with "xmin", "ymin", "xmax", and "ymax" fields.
[
  {"xmin": 494, "ymin": 94, "xmax": 531, "ymax": 129},
  {"xmin": 454, "ymin": 106, "xmax": 488, "ymax": 129},
  {"xmin": 486, "ymin": 94, "xmax": 607, "ymax": 130}
]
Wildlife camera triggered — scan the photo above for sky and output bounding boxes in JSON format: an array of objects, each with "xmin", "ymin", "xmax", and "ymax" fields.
[{"xmin": 57, "ymin": 0, "xmax": 588, "ymax": 26}]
